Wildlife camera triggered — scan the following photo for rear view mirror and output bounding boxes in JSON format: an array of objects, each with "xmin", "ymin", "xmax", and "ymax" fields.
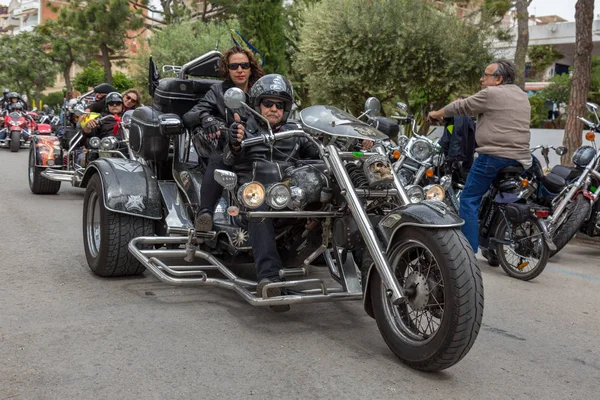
[
  {"xmin": 396, "ymin": 102, "xmax": 408, "ymax": 112},
  {"xmin": 224, "ymin": 87, "xmax": 245, "ymax": 110},
  {"xmin": 586, "ymin": 102, "xmax": 599, "ymax": 114},
  {"xmin": 214, "ymin": 169, "xmax": 238, "ymax": 191},
  {"xmin": 363, "ymin": 97, "xmax": 381, "ymax": 117},
  {"xmin": 555, "ymin": 146, "xmax": 567, "ymax": 156}
]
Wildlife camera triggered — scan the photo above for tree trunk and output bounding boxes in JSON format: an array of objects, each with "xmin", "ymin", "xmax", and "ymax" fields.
[
  {"xmin": 63, "ymin": 62, "xmax": 73, "ymax": 93},
  {"xmin": 562, "ymin": 0, "xmax": 595, "ymax": 165},
  {"xmin": 100, "ymin": 43, "xmax": 113, "ymax": 85},
  {"xmin": 513, "ymin": 0, "xmax": 531, "ymax": 90}
]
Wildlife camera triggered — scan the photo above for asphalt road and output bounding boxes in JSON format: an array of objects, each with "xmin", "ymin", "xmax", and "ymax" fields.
[{"xmin": 1, "ymin": 149, "xmax": 599, "ymax": 400}]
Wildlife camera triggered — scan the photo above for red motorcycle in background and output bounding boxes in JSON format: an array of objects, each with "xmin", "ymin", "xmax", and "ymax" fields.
[{"xmin": 0, "ymin": 107, "xmax": 51, "ymax": 152}]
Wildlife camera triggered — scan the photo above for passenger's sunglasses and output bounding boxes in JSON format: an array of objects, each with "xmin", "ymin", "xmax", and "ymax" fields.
[
  {"xmin": 107, "ymin": 102, "xmax": 122, "ymax": 107},
  {"xmin": 261, "ymin": 99, "xmax": 285, "ymax": 110},
  {"xmin": 124, "ymin": 94, "xmax": 138, "ymax": 103},
  {"xmin": 228, "ymin": 62, "xmax": 251, "ymax": 70}
]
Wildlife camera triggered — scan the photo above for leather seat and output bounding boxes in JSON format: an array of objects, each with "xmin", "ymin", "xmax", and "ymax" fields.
[
  {"xmin": 498, "ymin": 165, "xmax": 524, "ymax": 175},
  {"xmin": 540, "ymin": 173, "xmax": 566, "ymax": 194},
  {"xmin": 551, "ymin": 165, "xmax": 582, "ymax": 181}
]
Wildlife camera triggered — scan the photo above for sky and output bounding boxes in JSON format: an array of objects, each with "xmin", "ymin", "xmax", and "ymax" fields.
[{"xmin": 529, "ymin": 0, "xmax": 600, "ymax": 22}]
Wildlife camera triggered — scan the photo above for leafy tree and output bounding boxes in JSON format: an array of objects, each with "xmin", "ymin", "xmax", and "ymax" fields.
[
  {"xmin": 295, "ymin": 0, "xmax": 491, "ymax": 117},
  {"xmin": 562, "ymin": 0, "xmax": 595, "ymax": 165},
  {"xmin": 41, "ymin": 91, "xmax": 67, "ymax": 110},
  {"xmin": 35, "ymin": 20, "xmax": 93, "ymax": 92},
  {"xmin": 526, "ymin": 45, "xmax": 564, "ymax": 81},
  {"xmin": 542, "ymin": 73, "xmax": 571, "ymax": 106},
  {"xmin": 59, "ymin": 0, "xmax": 146, "ymax": 85},
  {"xmin": 0, "ymin": 32, "xmax": 58, "ymax": 105},
  {"xmin": 236, "ymin": 0, "xmax": 287, "ymax": 74},
  {"xmin": 113, "ymin": 71, "xmax": 135, "ymax": 92},
  {"xmin": 74, "ymin": 61, "xmax": 106, "ymax": 93},
  {"xmin": 528, "ymin": 93, "xmax": 547, "ymax": 128},
  {"xmin": 131, "ymin": 18, "xmax": 236, "ymax": 102}
]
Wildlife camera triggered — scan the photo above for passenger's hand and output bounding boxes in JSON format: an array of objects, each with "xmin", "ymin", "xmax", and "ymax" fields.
[
  {"xmin": 202, "ymin": 115, "xmax": 225, "ymax": 140},
  {"xmin": 228, "ymin": 113, "xmax": 245, "ymax": 149}
]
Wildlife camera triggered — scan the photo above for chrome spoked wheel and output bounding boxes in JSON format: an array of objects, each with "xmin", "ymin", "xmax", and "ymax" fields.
[
  {"xmin": 381, "ymin": 240, "xmax": 444, "ymax": 344},
  {"xmin": 86, "ymin": 189, "xmax": 102, "ymax": 258}
]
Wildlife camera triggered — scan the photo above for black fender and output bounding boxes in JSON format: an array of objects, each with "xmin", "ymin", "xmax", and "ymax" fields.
[
  {"xmin": 362, "ymin": 200, "xmax": 464, "ymax": 318},
  {"xmin": 30, "ymin": 135, "xmax": 63, "ymax": 167},
  {"xmin": 81, "ymin": 158, "xmax": 162, "ymax": 220}
]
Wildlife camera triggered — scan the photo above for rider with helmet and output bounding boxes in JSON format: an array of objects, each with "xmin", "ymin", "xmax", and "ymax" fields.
[
  {"xmin": 1, "ymin": 89, "xmax": 10, "ymax": 111},
  {"xmin": 7, "ymin": 92, "xmax": 27, "ymax": 112},
  {"xmin": 223, "ymin": 74, "xmax": 319, "ymax": 311},
  {"xmin": 81, "ymin": 92, "xmax": 124, "ymax": 138}
]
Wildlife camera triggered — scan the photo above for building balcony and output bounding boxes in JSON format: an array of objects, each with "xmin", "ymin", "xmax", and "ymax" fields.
[{"xmin": 20, "ymin": 0, "xmax": 40, "ymax": 12}]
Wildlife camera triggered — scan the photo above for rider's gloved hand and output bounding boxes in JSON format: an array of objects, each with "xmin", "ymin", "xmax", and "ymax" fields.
[
  {"xmin": 201, "ymin": 115, "xmax": 225, "ymax": 139},
  {"xmin": 228, "ymin": 113, "xmax": 245, "ymax": 149}
]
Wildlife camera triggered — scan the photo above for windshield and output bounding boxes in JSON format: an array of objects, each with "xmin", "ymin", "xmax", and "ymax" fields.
[{"xmin": 299, "ymin": 105, "xmax": 388, "ymax": 141}]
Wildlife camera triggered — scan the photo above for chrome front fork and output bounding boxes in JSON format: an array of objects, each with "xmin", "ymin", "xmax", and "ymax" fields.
[{"xmin": 326, "ymin": 145, "xmax": 405, "ymax": 304}]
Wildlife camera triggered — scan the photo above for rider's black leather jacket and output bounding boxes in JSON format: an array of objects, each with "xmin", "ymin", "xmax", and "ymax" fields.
[
  {"xmin": 183, "ymin": 80, "xmax": 251, "ymax": 129},
  {"xmin": 223, "ymin": 116, "xmax": 320, "ymax": 183}
]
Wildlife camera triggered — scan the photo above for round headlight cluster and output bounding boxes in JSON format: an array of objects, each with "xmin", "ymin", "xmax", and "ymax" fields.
[
  {"xmin": 238, "ymin": 182, "xmax": 265, "ymax": 209},
  {"xmin": 266, "ymin": 183, "xmax": 291, "ymax": 210},
  {"xmin": 406, "ymin": 185, "xmax": 424, "ymax": 203},
  {"xmin": 89, "ymin": 137, "xmax": 101, "ymax": 149},
  {"xmin": 410, "ymin": 139, "xmax": 433, "ymax": 162},
  {"xmin": 100, "ymin": 136, "xmax": 118, "ymax": 150},
  {"xmin": 424, "ymin": 184, "xmax": 445, "ymax": 201}
]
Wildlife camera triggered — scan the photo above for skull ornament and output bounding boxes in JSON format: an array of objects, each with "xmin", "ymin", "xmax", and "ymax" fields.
[{"xmin": 363, "ymin": 154, "xmax": 394, "ymax": 188}]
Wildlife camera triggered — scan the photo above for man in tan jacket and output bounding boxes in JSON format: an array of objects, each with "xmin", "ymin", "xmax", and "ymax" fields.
[{"xmin": 428, "ymin": 59, "xmax": 531, "ymax": 264}]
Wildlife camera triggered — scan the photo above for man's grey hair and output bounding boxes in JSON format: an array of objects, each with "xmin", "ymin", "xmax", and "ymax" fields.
[{"xmin": 490, "ymin": 59, "xmax": 516, "ymax": 85}]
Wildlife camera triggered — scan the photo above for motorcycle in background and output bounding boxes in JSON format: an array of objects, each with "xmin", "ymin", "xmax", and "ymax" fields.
[{"xmin": 0, "ymin": 107, "xmax": 31, "ymax": 152}]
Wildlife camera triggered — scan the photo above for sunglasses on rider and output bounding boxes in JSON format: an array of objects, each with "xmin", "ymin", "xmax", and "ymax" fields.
[
  {"xmin": 260, "ymin": 99, "xmax": 285, "ymax": 110},
  {"xmin": 124, "ymin": 94, "xmax": 138, "ymax": 103},
  {"xmin": 107, "ymin": 101, "xmax": 122, "ymax": 107},
  {"xmin": 228, "ymin": 62, "xmax": 251, "ymax": 70}
]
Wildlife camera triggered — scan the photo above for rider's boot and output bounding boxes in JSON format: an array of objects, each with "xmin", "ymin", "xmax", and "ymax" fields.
[
  {"xmin": 194, "ymin": 208, "xmax": 213, "ymax": 232},
  {"xmin": 256, "ymin": 277, "xmax": 290, "ymax": 313},
  {"xmin": 481, "ymin": 248, "xmax": 500, "ymax": 267}
]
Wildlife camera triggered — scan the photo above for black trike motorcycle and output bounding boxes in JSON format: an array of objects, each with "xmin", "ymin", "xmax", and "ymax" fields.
[{"xmin": 80, "ymin": 52, "xmax": 483, "ymax": 371}]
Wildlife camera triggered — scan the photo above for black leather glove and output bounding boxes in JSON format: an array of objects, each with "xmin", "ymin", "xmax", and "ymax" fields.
[
  {"xmin": 229, "ymin": 122, "xmax": 242, "ymax": 148},
  {"xmin": 201, "ymin": 115, "xmax": 224, "ymax": 135}
]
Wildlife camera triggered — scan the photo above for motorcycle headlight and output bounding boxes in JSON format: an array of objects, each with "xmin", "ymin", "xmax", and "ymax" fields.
[
  {"xmin": 100, "ymin": 136, "xmax": 118, "ymax": 150},
  {"xmin": 405, "ymin": 185, "xmax": 424, "ymax": 203},
  {"xmin": 398, "ymin": 168, "xmax": 414, "ymax": 186},
  {"xmin": 266, "ymin": 183, "xmax": 291, "ymax": 210},
  {"xmin": 432, "ymin": 154, "xmax": 443, "ymax": 167},
  {"xmin": 410, "ymin": 139, "xmax": 433, "ymax": 161},
  {"xmin": 238, "ymin": 182, "xmax": 265, "ymax": 209},
  {"xmin": 424, "ymin": 184, "xmax": 445, "ymax": 201},
  {"xmin": 89, "ymin": 136, "xmax": 101, "ymax": 149}
]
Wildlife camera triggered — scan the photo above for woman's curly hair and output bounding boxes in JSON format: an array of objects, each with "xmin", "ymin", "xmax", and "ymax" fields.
[{"xmin": 218, "ymin": 46, "xmax": 264, "ymax": 88}]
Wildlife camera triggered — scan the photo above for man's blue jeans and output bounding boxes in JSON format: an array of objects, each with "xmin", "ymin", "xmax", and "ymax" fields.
[{"xmin": 459, "ymin": 154, "xmax": 521, "ymax": 251}]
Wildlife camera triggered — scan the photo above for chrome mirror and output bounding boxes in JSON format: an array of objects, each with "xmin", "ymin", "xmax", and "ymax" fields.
[
  {"xmin": 72, "ymin": 107, "xmax": 88, "ymax": 117},
  {"xmin": 214, "ymin": 169, "xmax": 238, "ymax": 191},
  {"xmin": 555, "ymin": 146, "xmax": 567, "ymax": 156},
  {"xmin": 224, "ymin": 87, "xmax": 246, "ymax": 109},
  {"xmin": 586, "ymin": 102, "xmax": 599, "ymax": 113},
  {"xmin": 364, "ymin": 97, "xmax": 381, "ymax": 117},
  {"xmin": 396, "ymin": 102, "xmax": 408, "ymax": 112}
]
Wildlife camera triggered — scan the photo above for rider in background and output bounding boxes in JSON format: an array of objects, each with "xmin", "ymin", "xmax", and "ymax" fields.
[
  {"xmin": 85, "ymin": 83, "xmax": 117, "ymax": 113},
  {"xmin": 6, "ymin": 92, "xmax": 27, "ymax": 112},
  {"xmin": 81, "ymin": 92, "xmax": 125, "ymax": 139},
  {"xmin": 122, "ymin": 88, "xmax": 142, "ymax": 111},
  {"xmin": 1, "ymin": 89, "xmax": 10, "ymax": 111},
  {"xmin": 223, "ymin": 74, "xmax": 319, "ymax": 312},
  {"xmin": 183, "ymin": 45, "xmax": 264, "ymax": 232}
]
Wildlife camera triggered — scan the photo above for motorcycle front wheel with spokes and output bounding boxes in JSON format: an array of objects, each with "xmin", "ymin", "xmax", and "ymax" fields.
[
  {"xmin": 493, "ymin": 215, "xmax": 549, "ymax": 281},
  {"xmin": 369, "ymin": 227, "xmax": 483, "ymax": 372}
]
